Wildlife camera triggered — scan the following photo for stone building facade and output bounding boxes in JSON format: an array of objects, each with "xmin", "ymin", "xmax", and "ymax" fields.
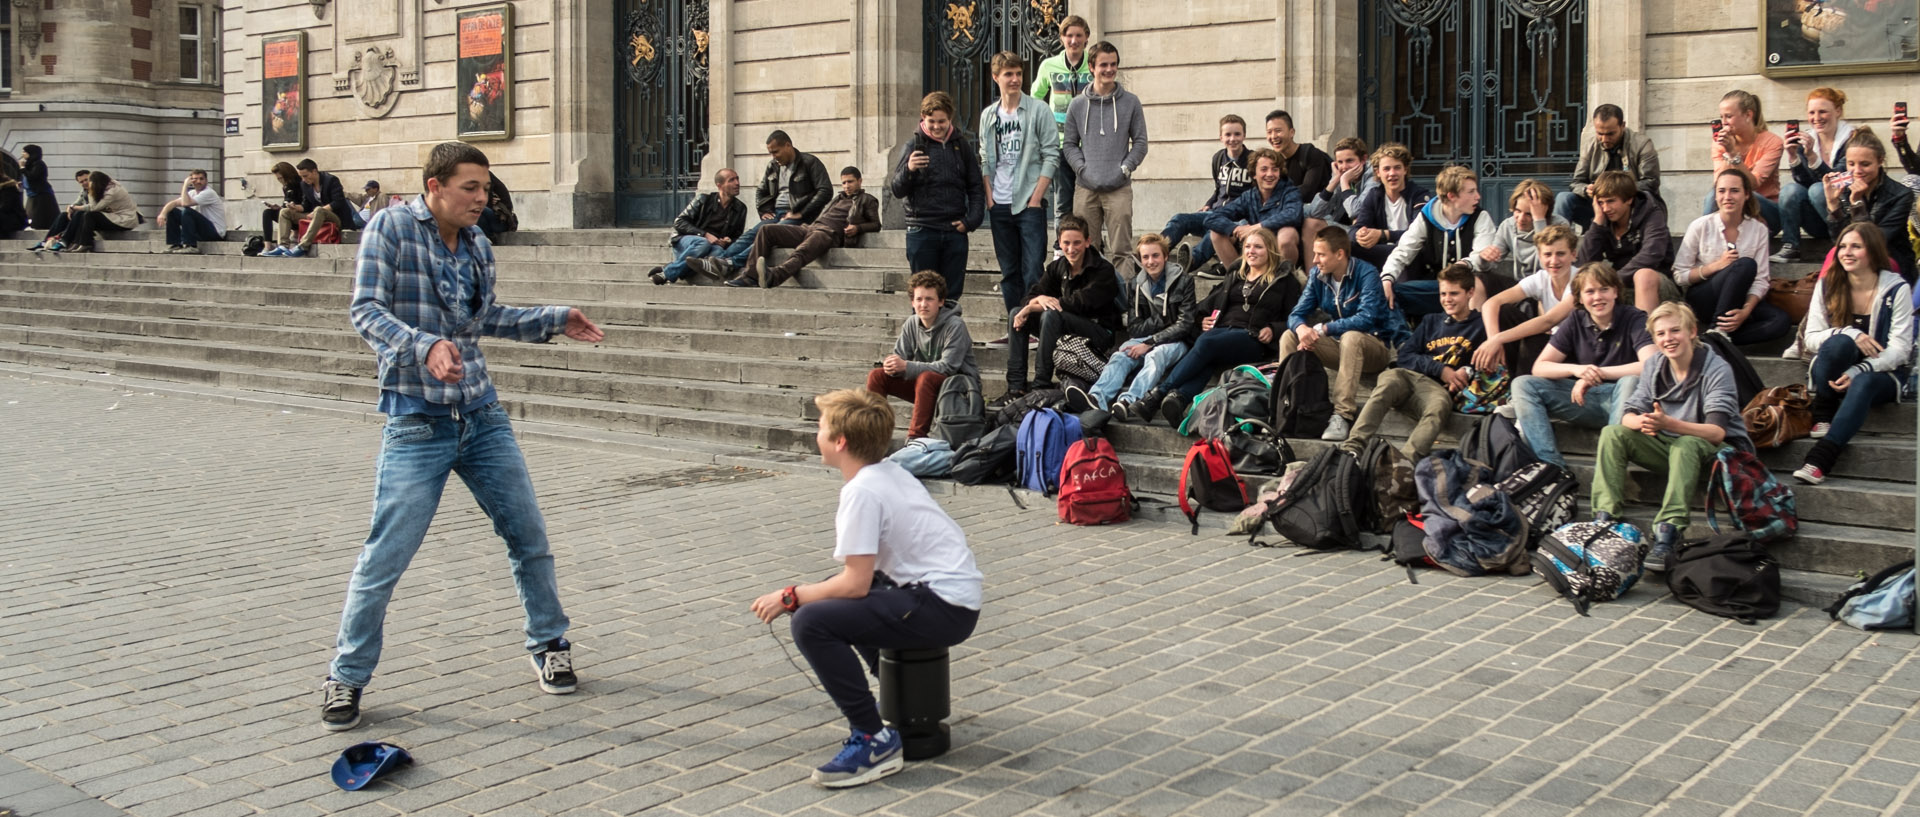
[
  {"xmin": 1, "ymin": 0, "xmax": 224, "ymax": 214},
  {"xmin": 214, "ymin": 0, "xmax": 1919, "ymax": 231}
]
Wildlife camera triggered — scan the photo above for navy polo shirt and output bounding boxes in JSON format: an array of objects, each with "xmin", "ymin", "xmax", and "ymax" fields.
[{"xmin": 1548, "ymin": 303, "xmax": 1652, "ymax": 368}]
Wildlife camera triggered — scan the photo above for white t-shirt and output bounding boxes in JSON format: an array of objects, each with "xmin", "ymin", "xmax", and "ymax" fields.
[
  {"xmin": 1517, "ymin": 269, "xmax": 1573, "ymax": 333},
  {"xmin": 1385, "ymin": 196, "xmax": 1411, "ymax": 232},
  {"xmin": 833, "ymin": 461, "xmax": 983, "ymax": 610},
  {"xmin": 190, "ymin": 187, "xmax": 227, "ymax": 236},
  {"xmin": 991, "ymin": 106, "xmax": 1023, "ymax": 205}
]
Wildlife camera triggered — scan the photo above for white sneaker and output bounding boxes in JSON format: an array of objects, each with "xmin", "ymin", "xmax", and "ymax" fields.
[
  {"xmin": 1320, "ymin": 414, "xmax": 1351, "ymax": 442},
  {"xmin": 1782, "ymin": 338, "xmax": 1803, "ymax": 360}
]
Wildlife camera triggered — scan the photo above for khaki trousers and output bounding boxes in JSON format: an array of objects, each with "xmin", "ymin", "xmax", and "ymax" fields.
[{"xmin": 1073, "ymin": 185, "xmax": 1134, "ymax": 255}]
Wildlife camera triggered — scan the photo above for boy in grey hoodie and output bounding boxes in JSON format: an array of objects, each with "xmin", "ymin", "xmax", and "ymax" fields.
[
  {"xmin": 866, "ymin": 271, "xmax": 978, "ymax": 439},
  {"xmin": 1088, "ymin": 233, "xmax": 1197, "ymax": 420},
  {"xmin": 1062, "ymin": 41, "xmax": 1148, "ymax": 255}
]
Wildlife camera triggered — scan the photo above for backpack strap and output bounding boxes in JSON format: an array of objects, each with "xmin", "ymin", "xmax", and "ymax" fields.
[
  {"xmin": 1179, "ymin": 443, "xmax": 1204, "ymax": 535},
  {"xmin": 1536, "ymin": 533, "xmax": 1599, "ymax": 617},
  {"xmin": 1704, "ymin": 449, "xmax": 1733, "ymax": 534},
  {"xmin": 1215, "ymin": 438, "xmax": 1250, "ymax": 508}
]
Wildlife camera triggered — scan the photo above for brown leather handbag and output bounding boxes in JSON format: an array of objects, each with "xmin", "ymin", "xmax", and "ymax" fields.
[
  {"xmin": 1767, "ymin": 275, "xmax": 1817, "ymax": 323},
  {"xmin": 1741, "ymin": 385, "xmax": 1814, "ymax": 449}
]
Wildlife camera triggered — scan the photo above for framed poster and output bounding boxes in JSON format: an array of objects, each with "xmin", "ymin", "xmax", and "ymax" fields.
[
  {"xmin": 262, "ymin": 33, "xmax": 306, "ymax": 151},
  {"xmin": 1761, "ymin": 0, "xmax": 1920, "ymax": 77},
  {"xmin": 457, "ymin": 5, "xmax": 514, "ymax": 141}
]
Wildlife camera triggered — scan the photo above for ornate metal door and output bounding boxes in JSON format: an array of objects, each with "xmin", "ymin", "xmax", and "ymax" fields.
[
  {"xmin": 615, "ymin": 0, "xmax": 711, "ymax": 226},
  {"xmin": 924, "ymin": 0, "xmax": 1066, "ymax": 133},
  {"xmin": 1358, "ymin": 0, "xmax": 1587, "ymax": 220}
]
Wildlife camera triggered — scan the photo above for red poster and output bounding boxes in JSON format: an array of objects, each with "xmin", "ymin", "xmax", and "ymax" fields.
[
  {"xmin": 264, "ymin": 40, "xmax": 300, "ymax": 79},
  {"xmin": 459, "ymin": 13, "xmax": 504, "ymax": 59}
]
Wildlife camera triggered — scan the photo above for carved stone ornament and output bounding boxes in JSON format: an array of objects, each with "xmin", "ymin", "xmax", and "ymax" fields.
[
  {"xmin": 309, "ymin": 0, "xmax": 330, "ymax": 21},
  {"xmin": 347, "ymin": 46, "xmax": 401, "ymax": 117},
  {"xmin": 11, "ymin": 0, "xmax": 41, "ymax": 57}
]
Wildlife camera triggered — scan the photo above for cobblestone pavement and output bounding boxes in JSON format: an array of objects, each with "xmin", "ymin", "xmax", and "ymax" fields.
[{"xmin": 2, "ymin": 374, "xmax": 1919, "ymax": 817}]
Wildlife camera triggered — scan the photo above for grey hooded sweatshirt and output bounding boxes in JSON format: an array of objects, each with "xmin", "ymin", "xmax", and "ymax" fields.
[
  {"xmin": 895, "ymin": 305, "xmax": 979, "ymax": 381},
  {"xmin": 1063, "ymin": 83, "xmax": 1149, "ymax": 193},
  {"xmin": 1621, "ymin": 342, "xmax": 1753, "ymax": 453}
]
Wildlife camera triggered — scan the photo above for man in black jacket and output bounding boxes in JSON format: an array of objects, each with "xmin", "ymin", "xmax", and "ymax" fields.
[
  {"xmin": 997, "ymin": 215, "xmax": 1120, "ymax": 401},
  {"xmin": 889, "ymin": 91, "xmax": 987, "ymax": 301},
  {"xmin": 728, "ymin": 166, "xmax": 881, "ymax": 289},
  {"xmin": 269, "ymin": 158, "xmax": 356, "ymax": 258},
  {"xmin": 709, "ymin": 131, "xmax": 832, "ymax": 277},
  {"xmin": 652, "ymin": 168, "xmax": 746, "ymax": 284}
]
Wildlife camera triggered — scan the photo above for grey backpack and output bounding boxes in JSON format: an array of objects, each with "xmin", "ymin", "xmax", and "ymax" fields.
[{"xmin": 930, "ymin": 374, "xmax": 985, "ymax": 446}]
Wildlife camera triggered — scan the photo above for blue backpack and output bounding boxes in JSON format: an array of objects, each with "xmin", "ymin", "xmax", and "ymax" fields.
[
  {"xmin": 1016, "ymin": 409, "xmax": 1083, "ymax": 495},
  {"xmin": 1824, "ymin": 560, "xmax": 1916, "ymax": 631}
]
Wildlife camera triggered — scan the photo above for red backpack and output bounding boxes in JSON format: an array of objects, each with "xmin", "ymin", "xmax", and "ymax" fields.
[
  {"xmin": 1179, "ymin": 438, "xmax": 1249, "ymax": 534},
  {"xmin": 1057, "ymin": 438, "xmax": 1136, "ymax": 526}
]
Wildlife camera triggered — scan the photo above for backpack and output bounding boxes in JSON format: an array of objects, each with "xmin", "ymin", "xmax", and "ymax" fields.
[
  {"xmin": 1252, "ymin": 446, "xmax": 1366, "ymax": 550},
  {"xmin": 1700, "ymin": 332, "xmax": 1765, "ymax": 408},
  {"xmin": 1705, "ymin": 446, "xmax": 1797, "ymax": 543},
  {"xmin": 1385, "ymin": 513, "xmax": 1438, "ymax": 583},
  {"xmin": 1057, "ymin": 437, "xmax": 1137, "ymax": 525},
  {"xmin": 1532, "ymin": 521, "xmax": 1648, "ymax": 616},
  {"xmin": 948, "ymin": 424, "xmax": 1019, "ymax": 485},
  {"xmin": 1178, "ymin": 438, "xmax": 1249, "ymax": 534},
  {"xmin": 1457, "ymin": 413, "xmax": 1538, "ymax": 482},
  {"xmin": 1051, "ymin": 335, "xmax": 1107, "ymax": 384},
  {"xmin": 929, "ymin": 374, "xmax": 986, "ymax": 446},
  {"xmin": 1824, "ymin": 560, "xmax": 1916, "ymax": 631},
  {"xmin": 1177, "ymin": 364, "xmax": 1272, "ymax": 438},
  {"xmin": 991, "ymin": 388, "xmax": 1065, "ymax": 429},
  {"xmin": 243, "ymin": 235, "xmax": 267, "ymax": 256},
  {"xmin": 1223, "ymin": 420, "xmax": 1294, "ymax": 476},
  {"xmin": 1413, "ymin": 449, "xmax": 1529, "ymax": 576},
  {"xmin": 1016, "ymin": 409, "xmax": 1083, "ymax": 495},
  {"xmin": 1270, "ymin": 351, "xmax": 1334, "ymax": 437},
  {"xmin": 1665, "ymin": 534, "xmax": 1782, "ymax": 624},
  {"xmin": 1355, "ymin": 436, "xmax": 1418, "ymax": 535},
  {"xmin": 1454, "ymin": 365, "xmax": 1512, "ymax": 414},
  {"xmin": 1495, "ymin": 461, "xmax": 1579, "ymax": 545},
  {"xmin": 885, "ymin": 438, "xmax": 955, "ymax": 479}
]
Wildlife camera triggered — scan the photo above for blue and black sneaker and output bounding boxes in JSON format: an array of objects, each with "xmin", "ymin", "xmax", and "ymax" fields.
[{"xmin": 811, "ymin": 727, "xmax": 904, "ymax": 788}]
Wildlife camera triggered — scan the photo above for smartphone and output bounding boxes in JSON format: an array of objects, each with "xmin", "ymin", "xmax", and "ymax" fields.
[
  {"xmin": 1209, "ymin": 309, "xmax": 1221, "ymax": 323},
  {"xmin": 1725, "ymin": 241, "xmax": 1738, "ymax": 252},
  {"xmin": 1785, "ymin": 120, "xmax": 1800, "ymax": 137},
  {"xmin": 1710, "ymin": 120, "xmax": 1723, "ymax": 139},
  {"xmin": 1898, "ymin": 101, "xmax": 1909, "ymax": 119}
]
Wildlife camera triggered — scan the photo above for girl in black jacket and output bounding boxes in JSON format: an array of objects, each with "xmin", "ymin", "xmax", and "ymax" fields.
[
  {"xmin": 1152, "ymin": 227, "xmax": 1303, "ymax": 425},
  {"xmin": 1824, "ymin": 128, "xmax": 1916, "ymax": 281}
]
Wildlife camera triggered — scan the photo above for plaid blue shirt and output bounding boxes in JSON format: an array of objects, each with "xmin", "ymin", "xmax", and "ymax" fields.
[{"xmin": 350, "ymin": 196, "xmax": 569, "ymax": 406}]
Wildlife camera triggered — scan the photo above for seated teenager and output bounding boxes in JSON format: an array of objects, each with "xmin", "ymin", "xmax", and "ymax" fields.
[
  {"xmin": 652, "ymin": 168, "xmax": 746, "ymax": 284},
  {"xmin": 47, "ymin": 171, "xmax": 139, "ymax": 254},
  {"xmin": 1281, "ymin": 226, "xmax": 1407, "ymax": 442},
  {"xmin": 1154, "ymin": 227, "xmax": 1302, "ymax": 426},
  {"xmin": 1382, "ymin": 165, "xmax": 1496, "ymax": 321},
  {"xmin": 1592, "ymin": 302, "xmax": 1753, "ymax": 572},
  {"xmin": 1775, "ymin": 87, "xmax": 1854, "ymax": 262},
  {"xmin": 157, "ymin": 169, "xmax": 227, "ymax": 254},
  {"xmin": 731, "ymin": 166, "xmax": 881, "ymax": 288},
  {"xmin": 1794, "ymin": 223, "xmax": 1915, "ymax": 485},
  {"xmin": 1161, "ymin": 115, "xmax": 1253, "ymax": 273},
  {"xmin": 1473, "ymin": 224, "xmax": 1581, "ymax": 379},
  {"xmin": 1088, "ymin": 233, "xmax": 1197, "ymax": 421},
  {"xmin": 1577, "ymin": 170, "xmax": 1675, "ymax": 314},
  {"xmin": 1673, "ymin": 167, "xmax": 1793, "ymax": 345},
  {"xmin": 1339, "ymin": 263, "xmax": 1485, "ymax": 461},
  {"xmin": 1349, "ymin": 142, "xmax": 1431, "ymax": 270},
  {"xmin": 1304, "ymin": 137, "xmax": 1374, "ymax": 238},
  {"xmin": 1476, "ymin": 179, "xmax": 1569, "ymax": 278},
  {"xmin": 1823, "ymin": 128, "xmax": 1917, "ymax": 280},
  {"xmin": 866, "ymin": 272, "xmax": 978, "ymax": 439},
  {"xmin": 1701, "ymin": 89, "xmax": 1785, "ymax": 234},
  {"xmin": 1202, "ymin": 149, "xmax": 1301, "ymax": 272},
  {"xmin": 997, "ymin": 215, "xmax": 1122, "ymax": 404},
  {"xmin": 1509, "ymin": 262, "xmax": 1655, "ymax": 469},
  {"xmin": 1556, "ymin": 104, "xmax": 1663, "ymax": 227},
  {"xmin": 750, "ymin": 388, "xmax": 982, "ymax": 789},
  {"xmin": 1263, "ymin": 110, "xmax": 1332, "ymax": 267},
  {"xmin": 25, "ymin": 170, "xmax": 92, "ymax": 252}
]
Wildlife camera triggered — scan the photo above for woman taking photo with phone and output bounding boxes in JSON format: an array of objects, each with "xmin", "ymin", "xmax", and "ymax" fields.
[
  {"xmin": 1775, "ymin": 87, "xmax": 1854, "ymax": 262},
  {"xmin": 1823, "ymin": 128, "xmax": 1916, "ymax": 282},
  {"xmin": 1792, "ymin": 223, "xmax": 1915, "ymax": 485}
]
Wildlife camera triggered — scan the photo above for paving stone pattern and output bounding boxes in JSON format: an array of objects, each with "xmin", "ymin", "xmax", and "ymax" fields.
[{"xmin": 1, "ymin": 376, "xmax": 1918, "ymax": 817}]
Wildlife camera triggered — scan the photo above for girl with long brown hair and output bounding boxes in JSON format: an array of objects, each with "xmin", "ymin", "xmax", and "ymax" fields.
[{"xmin": 1793, "ymin": 222, "xmax": 1916, "ymax": 484}]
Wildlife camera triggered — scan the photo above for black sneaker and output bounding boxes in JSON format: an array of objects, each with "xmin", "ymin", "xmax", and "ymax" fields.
[
  {"xmin": 988, "ymin": 388, "xmax": 1027, "ymax": 410},
  {"xmin": 320, "ymin": 678, "xmax": 362, "ymax": 731},
  {"xmin": 723, "ymin": 276, "xmax": 756, "ymax": 288},
  {"xmin": 1159, "ymin": 392, "xmax": 1191, "ymax": 428},
  {"xmin": 1064, "ymin": 385, "xmax": 1093, "ymax": 413},
  {"xmin": 1135, "ymin": 389, "xmax": 1167, "ymax": 424},
  {"xmin": 1109, "ymin": 399, "xmax": 1134, "ymax": 422},
  {"xmin": 531, "ymin": 638, "xmax": 577, "ymax": 694},
  {"xmin": 648, "ymin": 267, "xmax": 666, "ymax": 285}
]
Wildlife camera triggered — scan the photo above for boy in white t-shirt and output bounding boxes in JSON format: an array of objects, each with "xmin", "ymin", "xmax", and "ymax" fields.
[
  {"xmin": 751, "ymin": 388, "xmax": 984, "ymax": 789},
  {"xmin": 1473, "ymin": 223, "xmax": 1579, "ymax": 377}
]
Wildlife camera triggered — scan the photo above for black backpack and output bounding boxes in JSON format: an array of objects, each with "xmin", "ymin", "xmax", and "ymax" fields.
[
  {"xmin": 243, "ymin": 235, "xmax": 267, "ymax": 256},
  {"xmin": 991, "ymin": 388, "xmax": 1066, "ymax": 430},
  {"xmin": 1666, "ymin": 534, "xmax": 1782, "ymax": 624},
  {"xmin": 948, "ymin": 424, "xmax": 1019, "ymax": 485},
  {"xmin": 1495, "ymin": 461, "xmax": 1579, "ymax": 545},
  {"xmin": 1384, "ymin": 513, "xmax": 1437, "ymax": 583},
  {"xmin": 1270, "ymin": 352, "xmax": 1333, "ymax": 438},
  {"xmin": 1355, "ymin": 436, "xmax": 1419, "ymax": 535},
  {"xmin": 1457, "ymin": 414, "xmax": 1538, "ymax": 482},
  {"xmin": 1253, "ymin": 446, "xmax": 1366, "ymax": 550},
  {"xmin": 1700, "ymin": 332, "xmax": 1764, "ymax": 408}
]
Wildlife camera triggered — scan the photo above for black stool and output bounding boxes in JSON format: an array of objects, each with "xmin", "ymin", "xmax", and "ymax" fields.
[{"xmin": 877, "ymin": 647, "xmax": 951, "ymax": 760}]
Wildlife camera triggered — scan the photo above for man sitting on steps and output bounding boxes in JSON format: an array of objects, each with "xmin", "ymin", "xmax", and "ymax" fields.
[
  {"xmin": 265, "ymin": 158, "xmax": 355, "ymax": 258},
  {"xmin": 729, "ymin": 167, "xmax": 880, "ymax": 289},
  {"xmin": 651, "ymin": 168, "xmax": 746, "ymax": 284},
  {"xmin": 704, "ymin": 131, "xmax": 833, "ymax": 279}
]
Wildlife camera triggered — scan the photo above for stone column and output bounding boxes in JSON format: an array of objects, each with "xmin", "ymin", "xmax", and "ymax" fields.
[
  {"xmin": 855, "ymin": 0, "xmax": 922, "ymax": 226},
  {"xmin": 697, "ymin": 0, "xmax": 733, "ymax": 194},
  {"xmin": 548, "ymin": 0, "xmax": 614, "ymax": 226},
  {"xmin": 1588, "ymin": 0, "xmax": 1645, "ymax": 128}
]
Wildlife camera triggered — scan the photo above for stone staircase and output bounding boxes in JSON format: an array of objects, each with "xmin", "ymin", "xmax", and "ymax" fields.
[{"xmin": 0, "ymin": 227, "xmax": 1911, "ymax": 597}]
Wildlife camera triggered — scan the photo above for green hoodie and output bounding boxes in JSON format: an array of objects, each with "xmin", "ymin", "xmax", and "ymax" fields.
[{"xmin": 1030, "ymin": 50, "xmax": 1092, "ymax": 146}]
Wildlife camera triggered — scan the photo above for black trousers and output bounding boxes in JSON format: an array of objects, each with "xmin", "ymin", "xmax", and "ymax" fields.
[
  {"xmin": 1685, "ymin": 257, "xmax": 1793, "ymax": 345},
  {"xmin": 790, "ymin": 583, "xmax": 979, "ymax": 735},
  {"xmin": 59, "ymin": 211, "xmax": 131, "ymax": 247},
  {"xmin": 1006, "ymin": 309, "xmax": 1114, "ymax": 390}
]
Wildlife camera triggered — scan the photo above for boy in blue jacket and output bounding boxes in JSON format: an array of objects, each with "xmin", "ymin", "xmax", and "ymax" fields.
[
  {"xmin": 1202, "ymin": 149, "xmax": 1301, "ymax": 272},
  {"xmin": 1280, "ymin": 227, "xmax": 1409, "ymax": 441}
]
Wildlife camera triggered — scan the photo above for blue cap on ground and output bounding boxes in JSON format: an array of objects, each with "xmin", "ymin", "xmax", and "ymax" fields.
[{"xmin": 330, "ymin": 741, "xmax": 412, "ymax": 791}]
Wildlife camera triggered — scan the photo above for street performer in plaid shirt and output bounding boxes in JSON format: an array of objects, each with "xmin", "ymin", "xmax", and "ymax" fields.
[{"xmin": 320, "ymin": 142, "xmax": 605, "ymax": 732}]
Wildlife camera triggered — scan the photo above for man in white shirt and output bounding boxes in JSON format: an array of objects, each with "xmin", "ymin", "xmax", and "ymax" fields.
[{"xmin": 157, "ymin": 169, "xmax": 227, "ymax": 254}]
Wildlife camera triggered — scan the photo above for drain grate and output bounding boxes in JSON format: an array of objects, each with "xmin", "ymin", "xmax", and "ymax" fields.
[{"xmin": 618, "ymin": 465, "xmax": 777, "ymax": 492}]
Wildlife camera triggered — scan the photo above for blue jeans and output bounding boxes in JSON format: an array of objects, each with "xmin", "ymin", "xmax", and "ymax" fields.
[
  {"xmin": 1161, "ymin": 327, "xmax": 1272, "ymax": 398},
  {"xmin": 1089, "ymin": 338, "xmax": 1190, "ymax": 409},
  {"xmin": 331, "ymin": 404, "xmax": 569, "ymax": 688},
  {"xmin": 1809, "ymin": 335, "xmax": 1901, "ymax": 447},
  {"xmin": 718, "ymin": 208, "xmax": 788, "ymax": 271},
  {"xmin": 662, "ymin": 234, "xmax": 720, "ymax": 281},
  {"xmin": 164, "ymin": 207, "xmax": 223, "ymax": 247},
  {"xmin": 1777, "ymin": 179, "xmax": 1832, "ymax": 248},
  {"xmin": 1701, "ymin": 190, "xmax": 1782, "ymax": 234},
  {"xmin": 1553, "ymin": 191, "xmax": 1594, "ymax": 227},
  {"xmin": 988, "ymin": 203, "xmax": 1048, "ymax": 314},
  {"xmin": 1511, "ymin": 375, "xmax": 1638, "ymax": 468},
  {"xmin": 1161, "ymin": 211, "xmax": 1217, "ymax": 267},
  {"xmin": 907, "ymin": 226, "xmax": 971, "ymax": 302}
]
